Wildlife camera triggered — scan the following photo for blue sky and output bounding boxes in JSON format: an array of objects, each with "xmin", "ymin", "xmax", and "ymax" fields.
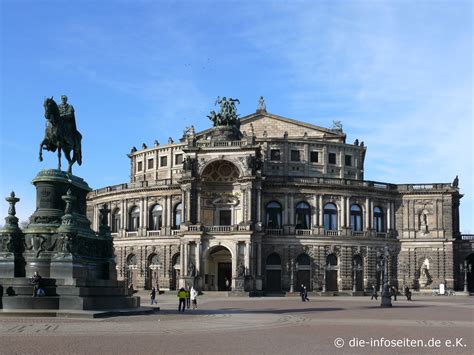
[{"xmin": 1, "ymin": 0, "xmax": 472, "ymax": 232}]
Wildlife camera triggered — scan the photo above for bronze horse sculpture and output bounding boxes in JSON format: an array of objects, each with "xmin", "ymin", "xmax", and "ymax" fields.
[{"xmin": 39, "ymin": 97, "xmax": 82, "ymax": 174}]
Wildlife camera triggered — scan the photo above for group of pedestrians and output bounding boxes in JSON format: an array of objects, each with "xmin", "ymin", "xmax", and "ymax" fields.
[
  {"xmin": 177, "ymin": 285, "xmax": 198, "ymax": 312},
  {"xmin": 371, "ymin": 284, "xmax": 412, "ymax": 301}
]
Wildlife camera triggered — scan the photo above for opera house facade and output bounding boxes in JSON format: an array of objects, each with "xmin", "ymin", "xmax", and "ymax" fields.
[{"xmin": 87, "ymin": 98, "xmax": 471, "ymax": 294}]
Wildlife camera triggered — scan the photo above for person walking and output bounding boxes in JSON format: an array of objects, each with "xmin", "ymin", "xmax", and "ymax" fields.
[
  {"xmin": 405, "ymin": 286, "xmax": 412, "ymax": 301},
  {"xmin": 177, "ymin": 288, "xmax": 187, "ymax": 312},
  {"xmin": 304, "ymin": 286, "xmax": 310, "ymax": 302},
  {"xmin": 150, "ymin": 287, "xmax": 157, "ymax": 305},
  {"xmin": 190, "ymin": 286, "xmax": 198, "ymax": 310},
  {"xmin": 300, "ymin": 284, "xmax": 306, "ymax": 302},
  {"xmin": 371, "ymin": 285, "xmax": 378, "ymax": 300},
  {"xmin": 391, "ymin": 286, "xmax": 398, "ymax": 301}
]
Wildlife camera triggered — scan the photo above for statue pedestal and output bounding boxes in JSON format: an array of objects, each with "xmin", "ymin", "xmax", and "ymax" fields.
[
  {"xmin": 233, "ymin": 276, "xmax": 245, "ymax": 291},
  {"xmin": 0, "ymin": 169, "xmax": 139, "ymax": 311},
  {"xmin": 179, "ymin": 276, "xmax": 195, "ymax": 289}
]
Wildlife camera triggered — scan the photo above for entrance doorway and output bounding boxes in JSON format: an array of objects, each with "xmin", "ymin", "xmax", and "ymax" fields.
[
  {"xmin": 296, "ymin": 253, "xmax": 311, "ymax": 290},
  {"xmin": 266, "ymin": 253, "xmax": 282, "ymax": 291},
  {"xmin": 218, "ymin": 262, "xmax": 232, "ymax": 290},
  {"xmin": 205, "ymin": 245, "xmax": 232, "ymax": 291},
  {"xmin": 325, "ymin": 254, "xmax": 338, "ymax": 292}
]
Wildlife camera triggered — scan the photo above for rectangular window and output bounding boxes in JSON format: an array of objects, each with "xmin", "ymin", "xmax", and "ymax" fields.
[
  {"xmin": 270, "ymin": 149, "xmax": 280, "ymax": 161},
  {"xmin": 310, "ymin": 151, "xmax": 319, "ymax": 163},
  {"xmin": 345, "ymin": 155, "xmax": 352, "ymax": 166},
  {"xmin": 147, "ymin": 158, "xmax": 154, "ymax": 169},
  {"xmin": 328, "ymin": 153, "xmax": 336, "ymax": 165},
  {"xmin": 291, "ymin": 150, "xmax": 300, "ymax": 161},
  {"xmin": 137, "ymin": 161, "xmax": 143, "ymax": 172},
  {"xmin": 175, "ymin": 154, "xmax": 183, "ymax": 165},
  {"xmin": 160, "ymin": 156, "xmax": 168, "ymax": 167}
]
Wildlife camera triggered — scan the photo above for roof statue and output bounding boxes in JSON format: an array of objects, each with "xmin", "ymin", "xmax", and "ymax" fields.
[
  {"xmin": 331, "ymin": 120, "xmax": 343, "ymax": 132},
  {"xmin": 256, "ymin": 96, "xmax": 266, "ymax": 112},
  {"xmin": 39, "ymin": 96, "xmax": 83, "ymax": 174},
  {"xmin": 207, "ymin": 96, "xmax": 241, "ymax": 127}
]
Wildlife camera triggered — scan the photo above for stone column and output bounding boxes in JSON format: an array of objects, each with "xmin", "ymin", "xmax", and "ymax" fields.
[
  {"xmin": 284, "ymin": 193, "xmax": 289, "ymax": 225},
  {"xmin": 365, "ymin": 197, "xmax": 370, "ymax": 230},
  {"xmin": 232, "ymin": 242, "xmax": 238, "ymax": 277},
  {"xmin": 319, "ymin": 195, "xmax": 323, "ymax": 227},
  {"xmin": 186, "ymin": 188, "xmax": 191, "ymax": 223},
  {"xmin": 124, "ymin": 200, "xmax": 129, "ymax": 231},
  {"xmin": 184, "ymin": 242, "xmax": 189, "ymax": 275},
  {"xmin": 196, "ymin": 240, "xmax": 202, "ymax": 275},
  {"xmin": 370, "ymin": 200, "xmax": 374, "ymax": 230},
  {"xmin": 346, "ymin": 196, "xmax": 351, "ymax": 227},
  {"xmin": 196, "ymin": 188, "xmax": 201, "ymax": 224},
  {"xmin": 341, "ymin": 196, "xmax": 346, "ymax": 228},
  {"xmin": 256, "ymin": 187, "xmax": 262, "ymax": 224},
  {"xmin": 256, "ymin": 240, "xmax": 262, "ymax": 291},
  {"xmin": 247, "ymin": 187, "xmax": 252, "ymax": 222},
  {"xmin": 181, "ymin": 190, "xmax": 186, "ymax": 224},
  {"xmin": 140, "ymin": 197, "xmax": 146, "ymax": 231},
  {"xmin": 245, "ymin": 241, "xmax": 250, "ymax": 274},
  {"xmin": 312, "ymin": 195, "xmax": 318, "ymax": 227},
  {"xmin": 289, "ymin": 194, "xmax": 294, "ymax": 225}
]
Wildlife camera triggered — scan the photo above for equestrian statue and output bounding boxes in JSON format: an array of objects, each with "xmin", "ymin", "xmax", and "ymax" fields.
[{"xmin": 39, "ymin": 95, "xmax": 82, "ymax": 174}]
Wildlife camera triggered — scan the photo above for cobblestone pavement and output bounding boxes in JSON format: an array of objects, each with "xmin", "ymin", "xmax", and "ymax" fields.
[{"xmin": 0, "ymin": 293, "xmax": 472, "ymax": 355}]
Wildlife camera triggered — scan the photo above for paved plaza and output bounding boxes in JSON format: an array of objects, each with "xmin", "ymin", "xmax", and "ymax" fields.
[{"xmin": 0, "ymin": 293, "xmax": 472, "ymax": 355}]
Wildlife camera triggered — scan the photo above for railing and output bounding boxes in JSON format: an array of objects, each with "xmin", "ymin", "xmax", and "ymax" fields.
[
  {"xmin": 111, "ymin": 232, "xmax": 119, "ymax": 238},
  {"xmin": 196, "ymin": 140, "xmax": 247, "ymax": 148},
  {"xmin": 376, "ymin": 232, "xmax": 387, "ymax": 238},
  {"xmin": 265, "ymin": 176, "xmax": 398, "ymax": 190},
  {"xmin": 461, "ymin": 234, "xmax": 474, "ymax": 241},
  {"xmin": 296, "ymin": 229, "xmax": 312, "ymax": 236},
  {"xmin": 204, "ymin": 225, "xmax": 232, "ymax": 232},
  {"xmin": 188, "ymin": 225, "xmax": 201, "ymax": 232},
  {"xmin": 351, "ymin": 231, "xmax": 365, "ymax": 237},
  {"xmin": 171, "ymin": 230, "xmax": 181, "ymax": 236},
  {"xmin": 325, "ymin": 230, "xmax": 339, "ymax": 237},
  {"xmin": 125, "ymin": 231, "xmax": 138, "ymax": 237},
  {"xmin": 266, "ymin": 229, "xmax": 283, "ymax": 235},
  {"xmin": 93, "ymin": 179, "xmax": 174, "ymax": 195},
  {"xmin": 397, "ymin": 183, "xmax": 454, "ymax": 191},
  {"xmin": 147, "ymin": 230, "xmax": 161, "ymax": 237}
]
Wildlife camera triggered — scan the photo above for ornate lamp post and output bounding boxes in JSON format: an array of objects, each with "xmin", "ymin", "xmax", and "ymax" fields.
[
  {"xmin": 380, "ymin": 246, "xmax": 392, "ymax": 307},
  {"xmin": 353, "ymin": 260, "xmax": 363, "ymax": 293},
  {"xmin": 460, "ymin": 260, "xmax": 472, "ymax": 293},
  {"xmin": 376, "ymin": 257, "xmax": 384, "ymax": 293}
]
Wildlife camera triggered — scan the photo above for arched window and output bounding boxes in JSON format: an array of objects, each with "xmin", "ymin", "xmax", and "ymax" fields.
[
  {"xmin": 295, "ymin": 202, "xmax": 311, "ymax": 229},
  {"xmin": 353, "ymin": 255, "xmax": 363, "ymax": 267},
  {"xmin": 374, "ymin": 207, "xmax": 384, "ymax": 232},
  {"xmin": 296, "ymin": 253, "xmax": 311, "ymax": 266},
  {"xmin": 111, "ymin": 208, "xmax": 121, "ymax": 233},
  {"xmin": 129, "ymin": 206, "xmax": 140, "ymax": 231},
  {"xmin": 350, "ymin": 204, "xmax": 363, "ymax": 231},
  {"xmin": 266, "ymin": 201, "xmax": 282, "ymax": 229},
  {"xmin": 323, "ymin": 203, "xmax": 338, "ymax": 231},
  {"xmin": 266, "ymin": 253, "xmax": 281, "ymax": 265},
  {"xmin": 149, "ymin": 204, "xmax": 163, "ymax": 230},
  {"xmin": 173, "ymin": 203, "xmax": 182, "ymax": 229},
  {"xmin": 326, "ymin": 254, "xmax": 338, "ymax": 266}
]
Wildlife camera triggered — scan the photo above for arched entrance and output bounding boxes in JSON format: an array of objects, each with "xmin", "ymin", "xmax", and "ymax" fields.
[
  {"xmin": 266, "ymin": 253, "xmax": 282, "ymax": 291},
  {"xmin": 205, "ymin": 245, "xmax": 232, "ymax": 291},
  {"xmin": 325, "ymin": 254, "xmax": 338, "ymax": 292},
  {"xmin": 171, "ymin": 253, "xmax": 180, "ymax": 291},
  {"xmin": 146, "ymin": 253, "xmax": 161, "ymax": 290},
  {"xmin": 296, "ymin": 253, "xmax": 311, "ymax": 290}
]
